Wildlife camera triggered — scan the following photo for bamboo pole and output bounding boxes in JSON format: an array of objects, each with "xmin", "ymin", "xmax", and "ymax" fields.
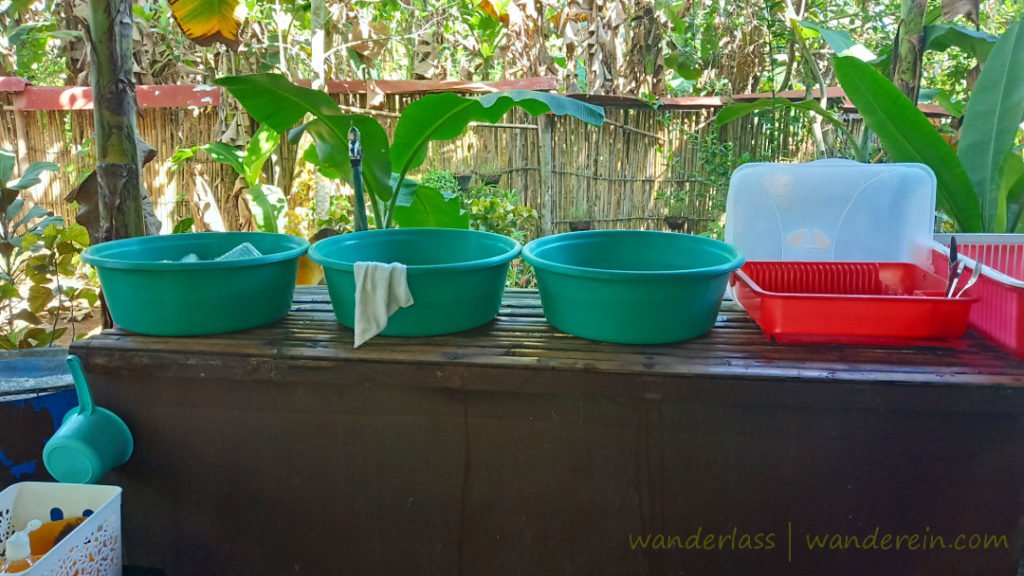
[{"xmin": 538, "ymin": 114, "xmax": 554, "ymax": 235}]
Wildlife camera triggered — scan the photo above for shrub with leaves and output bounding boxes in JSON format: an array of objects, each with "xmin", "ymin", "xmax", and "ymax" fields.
[
  {"xmin": 421, "ymin": 170, "xmax": 461, "ymax": 197},
  {"xmin": 460, "ymin": 184, "xmax": 539, "ymax": 288},
  {"xmin": 462, "ymin": 184, "xmax": 538, "ymax": 242},
  {"xmin": 1, "ymin": 149, "xmax": 96, "ymax": 349}
]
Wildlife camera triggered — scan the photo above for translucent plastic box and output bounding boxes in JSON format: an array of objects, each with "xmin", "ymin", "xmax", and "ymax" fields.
[
  {"xmin": 0, "ymin": 482, "xmax": 122, "ymax": 576},
  {"xmin": 726, "ymin": 160, "xmax": 936, "ymax": 266}
]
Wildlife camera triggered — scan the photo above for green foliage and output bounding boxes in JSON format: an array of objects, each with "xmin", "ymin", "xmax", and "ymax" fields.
[
  {"xmin": 461, "ymin": 184, "xmax": 538, "ymax": 289},
  {"xmin": 173, "ymin": 125, "xmax": 286, "ymax": 232},
  {"xmin": 658, "ymin": 190, "xmax": 687, "ymax": 217},
  {"xmin": 656, "ymin": 127, "xmax": 756, "ymax": 238},
  {"xmin": 421, "ymin": 170, "xmax": 461, "ymax": 197},
  {"xmin": 715, "ymin": 97, "xmax": 866, "ymax": 161},
  {"xmin": 957, "ymin": 18, "xmax": 1024, "ymax": 232},
  {"xmin": 505, "ymin": 258, "xmax": 536, "ymax": 289},
  {"xmin": 2, "ymin": 13, "xmax": 80, "ymax": 85},
  {"xmin": 462, "ymin": 185, "xmax": 538, "ymax": 242},
  {"xmin": 833, "ymin": 56, "xmax": 983, "ymax": 232},
  {"xmin": 393, "ymin": 185, "xmax": 470, "ymax": 229},
  {"xmin": 797, "ymin": 20, "xmax": 877, "ymax": 61},
  {"xmin": 834, "ymin": 17, "xmax": 1024, "ymax": 234},
  {"xmin": 315, "ymin": 192, "xmax": 355, "ymax": 233},
  {"xmin": 0, "ymin": 149, "xmax": 94, "ymax": 349},
  {"xmin": 216, "ymin": 73, "xmax": 604, "ymax": 230},
  {"xmin": 172, "ymin": 217, "xmax": 196, "ymax": 234}
]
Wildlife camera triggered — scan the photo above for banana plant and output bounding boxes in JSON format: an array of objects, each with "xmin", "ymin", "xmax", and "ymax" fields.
[
  {"xmin": 834, "ymin": 16, "xmax": 1023, "ymax": 233},
  {"xmin": 172, "ymin": 126, "xmax": 286, "ymax": 233},
  {"xmin": 716, "ymin": 17, "xmax": 1023, "ymax": 233},
  {"xmin": 214, "ymin": 73, "xmax": 605, "ymax": 230},
  {"xmin": 168, "ymin": 0, "xmax": 245, "ymax": 49},
  {"xmin": 1, "ymin": 149, "xmax": 62, "ymax": 256}
]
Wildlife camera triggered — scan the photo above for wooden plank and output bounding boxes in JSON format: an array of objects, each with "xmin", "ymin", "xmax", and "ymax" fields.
[
  {"xmin": 12, "ymin": 84, "xmax": 222, "ymax": 111},
  {"xmin": 73, "ymin": 288, "xmax": 1024, "ymax": 393}
]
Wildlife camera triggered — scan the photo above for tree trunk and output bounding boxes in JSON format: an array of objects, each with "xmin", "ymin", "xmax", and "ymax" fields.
[
  {"xmin": 891, "ymin": 0, "xmax": 927, "ymax": 103},
  {"xmin": 89, "ymin": 0, "xmax": 144, "ymax": 241}
]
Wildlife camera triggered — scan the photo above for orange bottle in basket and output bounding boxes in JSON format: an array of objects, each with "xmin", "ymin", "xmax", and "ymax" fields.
[
  {"xmin": 1, "ymin": 527, "xmax": 43, "ymax": 574},
  {"xmin": 28, "ymin": 516, "xmax": 86, "ymax": 556}
]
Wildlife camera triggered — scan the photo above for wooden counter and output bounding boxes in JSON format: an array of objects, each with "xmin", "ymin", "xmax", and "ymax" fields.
[{"xmin": 72, "ymin": 288, "xmax": 1024, "ymax": 575}]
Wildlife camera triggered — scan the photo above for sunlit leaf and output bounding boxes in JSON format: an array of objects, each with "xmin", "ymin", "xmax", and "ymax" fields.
[
  {"xmin": 216, "ymin": 73, "xmax": 341, "ymax": 131},
  {"xmin": 246, "ymin": 183, "xmax": 286, "ymax": 234},
  {"xmin": 0, "ymin": 283, "xmax": 19, "ymax": 300},
  {"xmin": 173, "ymin": 218, "xmax": 196, "ymax": 234},
  {"xmin": 169, "ymin": 0, "xmax": 246, "ymax": 49},
  {"xmin": 79, "ymin": 287, "xmax": 99, "ymax": 308},
  {"xmin": 243, "ymin": 125, "xmax": 280, "ymax": 186},
  {"xmin": 390, "ymin": 90, "xmax": 604, "ymax": 179},
  {"xmin": 2, "ymin": 0, "xmax": 34, "ymax": 17},
  {"xmin": 306, "ymin": 115, "xmax": 393, "ymax": 201},
  {"xmin": 392, "ymin": 185, "xmax": 470, "ymax": 229},
  {"xmin": 6, "ymin": 161, "xmax": 58, "ymax": 191},
  {"xmin": 200, "ymin": 143, "xmax": 245, "ymax": 177},
  {"xmin": 957, "ymin": 18, "xmax": 1024, "ymax": 232},
  {"xmin": 27, "ymin": 284, "xmax": 53, "ymax": 314},
  {"xmin": 62, "ymin": 223, "xmax": 90, "ymax": 247},
  {"xmin": 798, "ymin": 20, "xmax": 877, "ymax": 61}
]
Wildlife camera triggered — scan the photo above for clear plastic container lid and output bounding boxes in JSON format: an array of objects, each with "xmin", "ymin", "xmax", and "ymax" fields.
[{"xmin": 725, "ymin": 160, "xmax": 936, "ymax": 265}]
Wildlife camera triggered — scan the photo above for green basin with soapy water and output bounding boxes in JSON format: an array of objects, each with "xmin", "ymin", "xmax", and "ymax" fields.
[{"xmin": 81, "ymin": 232, "xmax": 308, "ymax": 336}]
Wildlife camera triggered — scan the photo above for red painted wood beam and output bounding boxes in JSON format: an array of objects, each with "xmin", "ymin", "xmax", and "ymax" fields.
[
  {"xmin": 0, "ymin": 77, "xmax": 28, "ymax": 93},
  {"xmin": 293, "ymin": 76, "xmax": 559, "ymax": 95},
  {"xmin": 11, "ymin": 84, "xmax": 221, "ymax": 111},
  {"xmin": 729, "ymin": 87, "xmax": 949, "ymax": 118}
]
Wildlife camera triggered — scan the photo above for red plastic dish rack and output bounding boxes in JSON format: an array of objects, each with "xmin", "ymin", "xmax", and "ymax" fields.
[
  {"xmin": 932, "ymin": 234, "xmax": 1024, "ymax": 358},
  {"xmin": 732, "ymin": 261, "xmax": 976, "ymax": 345}
]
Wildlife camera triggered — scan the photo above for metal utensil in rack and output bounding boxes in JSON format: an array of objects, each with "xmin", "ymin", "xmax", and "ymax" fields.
[
  {"xmin": 953, "ymin": 262, "xmax": 983, "ymax": 298},
  {"xmin": 945, "ymin": 236, "xmax": 960, "ymax": 297},
  {"xmin": 946, "ymin": 261, "xmax": 966, "ymax": 298}
]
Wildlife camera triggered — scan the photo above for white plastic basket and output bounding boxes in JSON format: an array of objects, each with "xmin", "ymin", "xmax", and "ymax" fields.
[{"xmin": 0, "ymin": 483, "xmax": 122, "ymax": 576}]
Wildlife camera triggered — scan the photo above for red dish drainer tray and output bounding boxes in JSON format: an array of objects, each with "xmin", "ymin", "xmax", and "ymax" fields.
[
  {"xmin": 932, "ymin": 234, "xmax": 1024, "ymax": 358},
  {"xmin": 732, "ymin": 261, "xmax": 976, "ymax": 345}
]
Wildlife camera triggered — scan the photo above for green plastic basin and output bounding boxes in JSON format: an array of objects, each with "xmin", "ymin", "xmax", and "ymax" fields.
[
  {"xmin": 523, "ymin": 230, "xmax": 745, "ymax": 344},
  {"xmin": 81, "ymin": 232, "xmax": 309, "ymax": 336},
  {"xmin": 308, "ymin": 228, "xmax": 521, "ymax": 337}
]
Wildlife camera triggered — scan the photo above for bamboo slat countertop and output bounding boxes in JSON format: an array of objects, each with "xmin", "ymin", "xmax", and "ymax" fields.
[{"xmin": 73, "ymin": 288, "xmax": 1024, "ymax": 412}]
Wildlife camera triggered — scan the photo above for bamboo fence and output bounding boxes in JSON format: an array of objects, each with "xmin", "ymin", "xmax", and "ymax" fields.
[{"xmin": 1, "ymin": 86, "xmax": 831, "ymax": 238}]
